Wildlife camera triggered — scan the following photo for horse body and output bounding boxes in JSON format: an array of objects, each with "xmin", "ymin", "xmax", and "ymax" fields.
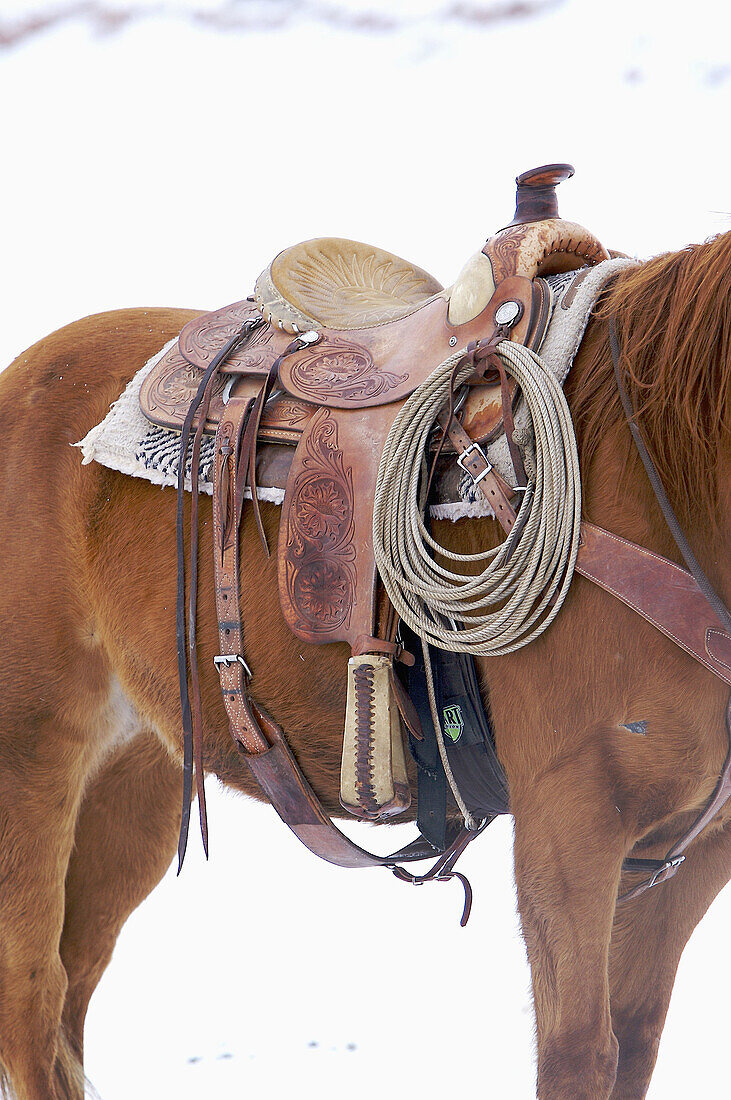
[{"xmin": 0, "ymin": 237, "xmax": 729, "ymax": 1099}]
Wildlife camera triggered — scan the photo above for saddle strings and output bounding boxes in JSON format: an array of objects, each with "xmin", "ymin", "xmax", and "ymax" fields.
[
  {"xmin": 372, "ymin": 339, "xmax": 582, "ymax": 656},
  {"xmin": 176, "ymin": 320, "xmax": 260, "ymax": 871}
]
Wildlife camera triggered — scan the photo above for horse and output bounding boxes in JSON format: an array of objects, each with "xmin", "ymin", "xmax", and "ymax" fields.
[{"xmin": 0, "ymin": 230, "xmax": 729, "ymax": 1100}]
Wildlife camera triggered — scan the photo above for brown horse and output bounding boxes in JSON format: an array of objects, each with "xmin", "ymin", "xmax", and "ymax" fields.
[{"xmin": 0, "ymin": 232, "xmax": 729, "ymax": 1100}]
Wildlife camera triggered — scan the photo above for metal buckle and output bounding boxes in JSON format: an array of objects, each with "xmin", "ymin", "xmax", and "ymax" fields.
[
  {"xmin": 213, "ymin": 653, "xmax": 253, "ymax": 678},
  {"xmin": 456, "ymin": 441, "xmax": 492, "ymax": 486},
  {"xmin": 647, "ymin": 855, "xmax": 685, "ymax": 888}
]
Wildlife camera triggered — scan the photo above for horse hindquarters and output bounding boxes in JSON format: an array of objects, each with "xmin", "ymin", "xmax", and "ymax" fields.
[
  {"xmin": 0, "ymin": 707, "xmax": 95, "ymax": 1099},
  {"xmin": 0, "ymin": 709, "xmax": 181, "ymax": 1098},
  {"xmin": 0, "ymin": 308, "xmax": 195, "ymax": 1099},
  {"xmin": 0, "ymin": 392, "xmax": 98, "ymax": 1096}
]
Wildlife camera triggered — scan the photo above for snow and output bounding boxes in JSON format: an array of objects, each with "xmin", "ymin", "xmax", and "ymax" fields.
[{"xmin": 0, "ymin": 1, "xmax": 729, "ymax": 1096}]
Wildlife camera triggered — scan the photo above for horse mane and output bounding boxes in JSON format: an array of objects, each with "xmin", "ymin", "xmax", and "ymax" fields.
[{"xmin": 569, "ymin": 231, "xmax": 731, "ymax": 525}]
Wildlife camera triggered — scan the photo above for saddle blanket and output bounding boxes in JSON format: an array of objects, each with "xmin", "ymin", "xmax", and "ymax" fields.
[{"xmin": 76, "ymin": 259, "xmax": 634, "ymax": 519}]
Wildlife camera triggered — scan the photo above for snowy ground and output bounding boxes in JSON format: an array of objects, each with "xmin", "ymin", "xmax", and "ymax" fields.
[{"xmin": 1, "ymin": 1, "xmax": 730, "ymax": 1096}]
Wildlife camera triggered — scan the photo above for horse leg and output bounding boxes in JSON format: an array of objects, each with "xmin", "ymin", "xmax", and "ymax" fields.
[
  {"xmin": 608, "ymin": 821, "xmax": 731, "ymax": 1099},
  {"xmin": 0, "ymin": 722, "xmax": 100, "ymax": 1100},
  {"xmin": 60, "ymin": 730, "xmax": 181, "ymax": 1060},
  {"xmin": 511, "ymin": 751, "xmax": 627, "ymax": 1100}
]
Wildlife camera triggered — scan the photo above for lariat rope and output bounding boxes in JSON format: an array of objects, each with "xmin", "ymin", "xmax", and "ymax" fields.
[{"xmin": 373, "ymin": 340, "xmax": 582, "ymax": 656}]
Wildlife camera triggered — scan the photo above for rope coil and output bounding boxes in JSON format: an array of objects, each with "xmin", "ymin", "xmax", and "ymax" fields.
[{"xmin": 372, "ymin": 340, "xmax": 582, "ymax": 656}]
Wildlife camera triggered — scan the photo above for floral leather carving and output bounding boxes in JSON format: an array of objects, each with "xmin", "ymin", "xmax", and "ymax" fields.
[
  {"xmin": 285, "ymin": 338, "xmax": 408, "ymax": 404},
  {"xmin": 279, "ymin": 401, "xmax": 405, "ymax": 646},
  {"xmin": 279, "ymin": 408, "xmax": 357, "ymax": 640},
  {"xmin": 255, "ymin": 237, "xmax": 444, "ymax": 334}
]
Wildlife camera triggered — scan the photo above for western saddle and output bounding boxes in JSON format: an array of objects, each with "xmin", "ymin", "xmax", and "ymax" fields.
[{"xmin": 139, "ymin": 164, "xmax": 731, "ymax": 908}]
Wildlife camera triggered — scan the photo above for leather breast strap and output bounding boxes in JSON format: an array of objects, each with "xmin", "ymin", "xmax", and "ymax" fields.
[{"xmin": 576, "ymin": 523, "xmax": 731, "ymax": 686}]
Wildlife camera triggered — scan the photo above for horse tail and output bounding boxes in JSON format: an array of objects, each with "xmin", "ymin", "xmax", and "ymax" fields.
[
  {"xmin": 0, "ymin": 1026, "xmax": 92, "ymax": 1100},
  {"xmin": 54, "ymin": 1027, "xmax": 94, "ymax": 1100},
  {"xmin": 571, "ymin": 231, "xmax": 731, "ymax": 529}
]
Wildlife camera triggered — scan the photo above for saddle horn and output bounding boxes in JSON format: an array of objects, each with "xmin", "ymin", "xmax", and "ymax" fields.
[{"xmin": 448, "ymin": 163, "xmax": 610, "ymax": 325}]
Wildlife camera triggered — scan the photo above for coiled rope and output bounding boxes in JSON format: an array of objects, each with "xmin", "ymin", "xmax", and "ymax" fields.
[{"xmin": 373, "ymin": 340, "xmax": 582, "ymax": 657}]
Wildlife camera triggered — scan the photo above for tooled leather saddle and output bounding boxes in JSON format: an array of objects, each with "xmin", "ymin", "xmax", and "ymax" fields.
[
  {"xmin": 140, "ymin": 164, "xmax": 608, "ymax": 819},
  {"xmin": 139, "ymin": 164, "xmax": 731, "ymax": 908}
]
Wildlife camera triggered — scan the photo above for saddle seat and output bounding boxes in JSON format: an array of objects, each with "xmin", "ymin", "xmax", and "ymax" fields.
[{"xmin": 254, "ymin": 237, "xmax": 445, "ymax": 334}]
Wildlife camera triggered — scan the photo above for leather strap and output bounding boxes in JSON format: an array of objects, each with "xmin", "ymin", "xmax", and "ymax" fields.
[
  {"xmin": 240, "ymin": 700, "xmax": 477, "ymax": 869},
  {"xmin": 212, "ymin": 395, "xmax": 270, "ymax": 756},
  {"xmin": 391, "ymin": 819, "xmax": 491, "ymax": 926},
  {"xmin": 185, "ymin": 365, "xmax": 222, "ymax": 856},
  {"xmin": 351, "ymin": 634, "xmax": 415, "ymax": 665},
  {"xmin": 176, "ymin": 320, "xmax": 260, "ymax": 870},
  {"xmin": 437, "ymin": 409, "xmax": 518, "ymax": 532},
  {"xmin": 211, "ymin": 335, "xmax": 311, "ymax": 755},
  {"xmin": 576, "ymin": 524, "xmax": 731, "ymax": 686}
]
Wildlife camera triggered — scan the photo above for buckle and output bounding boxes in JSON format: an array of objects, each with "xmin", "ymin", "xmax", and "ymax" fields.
[
  {"xmin": 456, "ymin": 441, "xmax": 492, "ymax": 486},
  {"xmin": 647, "ymin": 855, "xmax": 685, "ymax": 888},
  {"xmin": 214, "ymin": 653, "xmax": 252, "ymax": 678}
]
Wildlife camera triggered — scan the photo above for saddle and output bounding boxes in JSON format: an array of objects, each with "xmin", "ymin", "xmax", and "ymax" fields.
[
  {"xmin": 140, "ymin": 163, "xmax": 611, "ymax": 827},
  {"xmin": 138, "ymin": 164, "xmax": 731, "ymax": 910}
]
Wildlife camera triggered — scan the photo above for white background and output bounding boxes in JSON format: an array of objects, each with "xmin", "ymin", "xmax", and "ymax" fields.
[{"xmin": 1, "ymin": 2, "xmax": 729, "ymax": 1096}]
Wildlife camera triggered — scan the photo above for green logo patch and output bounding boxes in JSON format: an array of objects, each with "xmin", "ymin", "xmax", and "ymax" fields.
[{"xmin": 442, "ymin": 704, "xmax": 464, "ymax": 743}]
